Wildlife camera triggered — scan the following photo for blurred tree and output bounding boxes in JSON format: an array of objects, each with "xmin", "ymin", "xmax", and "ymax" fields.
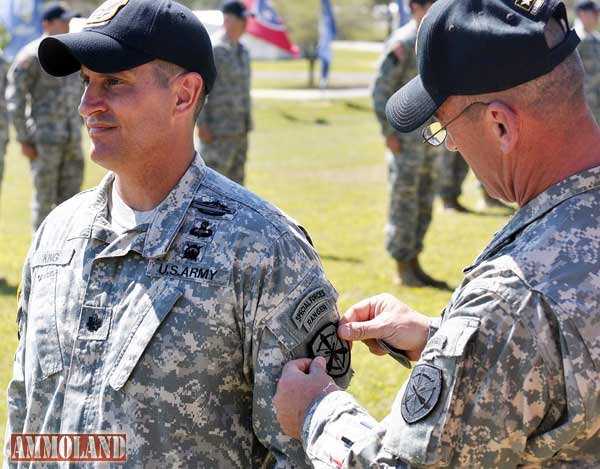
[{"xmin": 272, "ymin": 0, "xmax": 320, "ymax": 87}]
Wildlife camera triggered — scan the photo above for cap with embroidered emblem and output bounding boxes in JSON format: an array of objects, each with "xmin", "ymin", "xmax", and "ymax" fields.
[
  {"xmin": 38, "ymin": 0, "xmax": 217, "ymax": 93},
  {"xmin": 385, "ymin": 0, "xmax": 581, "ymax": 133}
]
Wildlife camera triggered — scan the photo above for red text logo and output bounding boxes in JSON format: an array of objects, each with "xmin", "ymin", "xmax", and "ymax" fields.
[{"xmin": 10, "ymin": 434, "xmax": 127, "ymax": 462}]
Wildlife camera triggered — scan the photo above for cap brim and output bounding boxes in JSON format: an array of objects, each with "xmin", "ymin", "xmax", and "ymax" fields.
[
  {"xmin": 385, "ymin": 75, "xmax": 447, "ymax": 133},
  {"xmin": 39, "ymin": 31, "xmax": 155, "ymax": 77}
]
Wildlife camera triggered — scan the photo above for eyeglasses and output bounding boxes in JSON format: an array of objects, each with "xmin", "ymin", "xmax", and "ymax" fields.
[{"xmin": 422, "ymin": 101, "xmax": 489, "ymax": 146}]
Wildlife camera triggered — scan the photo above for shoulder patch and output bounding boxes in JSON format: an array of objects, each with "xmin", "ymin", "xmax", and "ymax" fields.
[
  {"xmin": 310, "ymin": 322, "xmax": 351, "ymax": 378},
  {"xmin": 401, "ymin": 364, "xmax": 442, "ymax": 424}
]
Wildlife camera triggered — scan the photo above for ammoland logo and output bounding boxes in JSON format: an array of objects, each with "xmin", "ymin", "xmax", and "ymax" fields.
[{"xmin": 10, "ymin": 434, "xmax": 127, "ymax": 462}]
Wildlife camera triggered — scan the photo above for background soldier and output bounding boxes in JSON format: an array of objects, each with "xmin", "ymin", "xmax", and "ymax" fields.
[
  {"xmin": 438, "ymin": 150, "xmax": 470, "ymax": 212},
  {"xmin": 0, "ymin": 49, "xmax": 8, "ymax": 286},
  {"xmin": 6, "ymin": 2, "xmax": 83, "ymax": 231},
  {"xmin": 372, "ymin": 0, "xmax": 447, "ymax": 288},
  {"xmin": 576, "ymin": 0, "xmax": 600, "ymax": 123},
  {"xmin": 197, "ymin": 0, "xmax": 252, "ymax": 186}
]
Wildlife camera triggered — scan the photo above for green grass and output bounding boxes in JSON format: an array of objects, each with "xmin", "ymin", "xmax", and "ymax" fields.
[{"xmin": 0, "ymin": 97, "xmax": 511, "ymax": 452}]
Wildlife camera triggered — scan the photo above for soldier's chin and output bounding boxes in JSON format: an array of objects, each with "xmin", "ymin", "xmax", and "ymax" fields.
[{"xmin": 89, "ymin": 142, "xmax": 115, "ymax": 169}]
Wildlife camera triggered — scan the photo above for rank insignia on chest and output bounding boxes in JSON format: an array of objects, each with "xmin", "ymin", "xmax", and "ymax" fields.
[
  {"xmin": 401, "ymin": 364, "xmax": 442, "ymax": 423},
  {"xmin": 310, "ymin": 323, "xmax": 351, "ymax": 378}
]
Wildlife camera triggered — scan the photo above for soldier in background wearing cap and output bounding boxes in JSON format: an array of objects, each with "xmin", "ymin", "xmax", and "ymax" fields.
[
  {"xmin": 372, "ymin": 0, "xmax": 448, "ymax": 289},
  {"xmin": 196, "ymin": 0, "xmax": 252, "ymax": 186},
  {"xmin": 0, "ymin": 49, "xmax": 9, "ymax": 286},
  {"xmin": 576, "ymin": 0, "xmax": 600, "ymax": 123},
  {"xmin": 4, "ymin": 0, "xmax": 351, "ymax": 466},
  {"xmin": 6, "ymin": 2, "xmax": 83, "ymax": 232},
  {"xmin": 275, "ymin": 0, "xmax": 600, "ymax": 466}
]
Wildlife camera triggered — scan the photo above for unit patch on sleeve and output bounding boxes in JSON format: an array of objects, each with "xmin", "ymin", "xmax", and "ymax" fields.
[
  {"xmin": 401, "ymin": 363, "xmax": 442, "ymax": 424},
  {"xmin": 310, "ymin": 322, "xmax": 351, "ymax": 378},
  {"xmin": 292, "ymin": 288, "xmax": 331, "ymax": 332}
]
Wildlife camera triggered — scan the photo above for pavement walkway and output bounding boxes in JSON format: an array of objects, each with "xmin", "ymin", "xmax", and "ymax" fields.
[{"xmin": 252, "ymin": 87, "xmax": 370, "ymax": 100}]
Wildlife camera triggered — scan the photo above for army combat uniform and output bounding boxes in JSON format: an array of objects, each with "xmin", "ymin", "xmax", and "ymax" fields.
[
  {"xmin": 302, "ymin": 166, "xmax": 600, "ymax": 467},
  {"xmin": 4, "ymin": 154, "xmax": 352, "ymax": 467},
  {"xmin": 197, "ymin": 31, "xmax": 252, "ymax": 186},
  {"xmin": 372, "ymin": 21, "xmax": 438, "ymax": 263},
  {"xmin": 0, "ymin": 51, "xmax": 9, "ymax": 195},
  {"xmin": 577, "ymin": 27, "xmax": 600, "ymax": 123},
  {"xmin": 438, "ymin": 151, "xmax": 469, "ymax": 205},
  {"xmin": 6, "ymin": 37, "xmax": 84, "ymax": 231}
]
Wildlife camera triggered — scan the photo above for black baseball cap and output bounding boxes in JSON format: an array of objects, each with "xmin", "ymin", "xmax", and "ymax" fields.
[
  {"xmin": 221, "ymin": 0, "xmax": 252, "ymax": 18},
  {"xmin": 38, "ymin": 0, "xmax": 217, "ymax": 93},
  {"xmin": 386, "ymin": 0, "xmax": 580, "ymax": 133},
  {"xmin": 42, "ymin": 2, "xmax": 78, "ymax": 22},
  {"xmin": 576, "ymin": 0, "xmax": 600, "ymax": 11}
]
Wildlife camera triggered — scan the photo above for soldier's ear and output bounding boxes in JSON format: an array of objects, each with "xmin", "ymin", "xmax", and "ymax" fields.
[
  {"xmin": 485, "ymin": 101, "xmax": 519, "ymax": 156},
  {"xmin": 173, "ymin": 72, "xmax": 203, "ymax": 118}
]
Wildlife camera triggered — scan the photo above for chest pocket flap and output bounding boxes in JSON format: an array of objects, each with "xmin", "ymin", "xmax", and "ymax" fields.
[
  {"xmin": 108, "ymin": 282, "xmax": 183, "ymax": 391},
  {"xmin": 383, "ymin": 315, "xmax": 480, "ymax": 467}
]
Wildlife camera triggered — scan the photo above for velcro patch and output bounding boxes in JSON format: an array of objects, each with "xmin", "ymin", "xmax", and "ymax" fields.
[
  {"xmin": 401, "ymin": 364, "xmax": 442, "ymax": 424},
  {"xmin": 146, "ymin": 260, "xmax": 229, "ymax": 286},
  {"xmin": 86, "ymin": 0, "xmax": 129, "ymax": 25},
  {"xmin": 293, "ymin": 288, "xmax": 329, "ymax": 330},
  {"xmin": 310, "ymin": 323, "xmax": 351, "ymax": 378},
  {"xmin": 31, "ymin": 249, "xmax": 75, "ymax": 268}
]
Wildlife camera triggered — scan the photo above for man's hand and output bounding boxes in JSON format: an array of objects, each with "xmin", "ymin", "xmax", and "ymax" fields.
[
  {"xmin": 385, "ymin": 135, "xmax": 401, "ymax": 154},
  {"xmin": 20, "ymin": 142, "xmax": 37, "ymax": 160},
  {"xmin": 274, "ymin": 357, "xmax": 338, "ymax": 440},
  {"xmin": 338, "ymin": 294, "xmax": 430, "ymax": 361},
  {"xmin": 197, "ymin": 126, "xmax": 213, "ymax": 144}
]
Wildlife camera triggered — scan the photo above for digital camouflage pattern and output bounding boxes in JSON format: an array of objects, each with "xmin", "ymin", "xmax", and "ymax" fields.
[
  {"xmin": 438, "ymin": 151, "xmax": 469, "ymax": 202},
  {"xmin": 198, "ymin": 31, "xmax": 252, "ymax": 185},
  {"xmin": 4, "ymin": 154, "xmax": 352, "ymax": 468},
  {"xmin": 6, "ymin": 37, "xmax": 83, "ymax": 145},
  {"xmin": 372, "ymin": 21, "xmax": 438, "ymax": 262},
  {"xmin": 0, "ymin": 51, "xmax": 9, "ymax": 192},
  {"xmin": 6, "ymin": 37, "xmax": 85, "ymax": 230},
  {"xmin": 302, "ymin": 166, "xmax": 600, "ymax": 468},
  {"xmin": 577, "ymin": 29, "xmax": 600, "ymax": 123}
]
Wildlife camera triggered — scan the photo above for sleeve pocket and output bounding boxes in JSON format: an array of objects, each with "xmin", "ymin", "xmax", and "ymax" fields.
[
  {"xmin": 108, "ymin": 283, "xmax": 183, "ymax": 391},
  {"xmin": 382, "ymin": 315, "xmax": 480, "ymax": 467}
]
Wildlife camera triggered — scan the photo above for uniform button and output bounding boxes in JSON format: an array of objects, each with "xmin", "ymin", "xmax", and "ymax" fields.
[
  {"xmin": 86, "ymin": 313, "xmax": 103, "ymax": 332},
  {"xmin": 183, "ymin": 244, "xmax": 201, "ymax": 260}
]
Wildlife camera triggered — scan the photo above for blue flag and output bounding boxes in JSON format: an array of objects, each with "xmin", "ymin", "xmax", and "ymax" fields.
[
  {"xmin": 317, "ymin": 0, "xmax": 336, "ymax": 88},
  {"xmin": 397, "ymin": 0, "xmax": 409, "ymax": 26},
  {"xmin": 0, "ymin": 0, "xmax": 43, "ymax": 61}
]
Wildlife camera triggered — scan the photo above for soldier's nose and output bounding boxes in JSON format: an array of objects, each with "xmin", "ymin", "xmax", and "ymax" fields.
[{"xmin": 79, "ymin": 86, "xmax": 108, "ymax": 118}]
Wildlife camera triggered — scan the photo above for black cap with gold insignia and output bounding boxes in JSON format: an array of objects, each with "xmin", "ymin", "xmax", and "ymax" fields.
[
  {"xmin": 385, "ymin": 0, "xmax": 580, "ymax": 133},
  {"xmin": 37, "ymin": 0, "xmax": 217, "ymax": 93}
]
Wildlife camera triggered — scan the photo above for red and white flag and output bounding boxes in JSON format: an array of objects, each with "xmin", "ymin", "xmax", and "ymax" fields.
[{"xmin": 244, "ymin": 0, "xmax": 300, "ymax": 58}]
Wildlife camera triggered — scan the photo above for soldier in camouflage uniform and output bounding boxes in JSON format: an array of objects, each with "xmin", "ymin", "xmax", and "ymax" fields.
[
  {"xmin": 372, "ymin": 0, "xmax": 447, "ymax": 289},
  {"xmin": 6, "ymin": 3, "xmax": 83, "ymax": 232},
  {"xmin": 197, "ymin": 0, "xmax": 252, "ymax": 186},
  {"xmin": 0, "ymin": 50, "xmax": 9, "ymax": 286},
  {"xmin": 275, "ymin": 1, "xmax": 600, "ymax": 467},
  {"xmin": 0, "ymin": 50, "xmax": 9, "ymax": 201},
  {"xmin": 437, "ymin": 150, "xmax": 470, "ymax": 211},
  {"xmin": 4, "ymin": 0, "xmax": 351, "ymax": 467},
  {"xmin": 575, "ymin": 0, "xmax": 600, "ymax": 123}
]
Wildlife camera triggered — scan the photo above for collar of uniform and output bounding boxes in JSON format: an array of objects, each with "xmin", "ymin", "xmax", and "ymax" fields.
[
  {"xmin": 66, "ymin": 171, "xmax": 114, "ymax": 242},
  {"xmin": 142, "ymin": 153, "xmax": 207, "ymax": 258},
  {"xmin": 465, "ymin": 164, "xmax": 600, "ymax": 272}
]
